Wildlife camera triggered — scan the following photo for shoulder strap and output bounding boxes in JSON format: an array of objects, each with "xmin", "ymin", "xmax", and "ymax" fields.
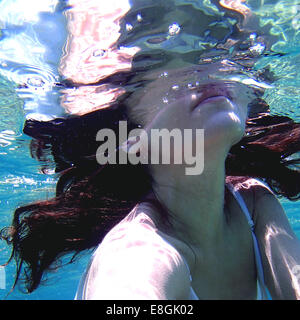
[
  {"xmin": 226, "ymin": 183, "xmax": 270, "ymax": 300},
  {"xmin": 226, "ymin": 183, "xmax": 255, "ymax": 229}
]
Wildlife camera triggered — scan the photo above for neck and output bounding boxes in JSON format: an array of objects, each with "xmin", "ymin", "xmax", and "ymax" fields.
[{"xmin": 150, "ymin": 148, "xmax": 229, "ymax": 249}]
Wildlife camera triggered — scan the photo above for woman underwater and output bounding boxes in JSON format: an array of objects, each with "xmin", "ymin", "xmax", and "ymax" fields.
[{"xmin": 2, "ymin": 0, "xmax": 300, "ymax": 300}]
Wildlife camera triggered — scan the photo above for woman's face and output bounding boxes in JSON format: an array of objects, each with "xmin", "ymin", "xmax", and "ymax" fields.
[
  {"xmin": 126, "ymin": 65, "xmax": 252, "ymax": 166},
  {"xmin": 143, "ymin": 82, "xmax": 248, "ymax": 145}
]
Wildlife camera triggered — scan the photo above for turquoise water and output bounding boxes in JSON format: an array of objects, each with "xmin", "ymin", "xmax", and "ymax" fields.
[{"xmin": 0, "ymin": 0, "xmax": 300, "ymax": 299}]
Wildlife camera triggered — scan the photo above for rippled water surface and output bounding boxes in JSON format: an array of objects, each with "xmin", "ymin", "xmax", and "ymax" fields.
[{"xmin": 0, "ymin": 0, "xmax": 300, "ymax": 299}]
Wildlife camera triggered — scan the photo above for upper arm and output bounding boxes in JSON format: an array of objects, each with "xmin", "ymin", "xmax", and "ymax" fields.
[
  {"xmin": 81, "ymin": 223, "xmax": 191, "ymax": 300},
  {"xmin": 253, "ymin": 185, "xmax": 300, "ymax": 299}
]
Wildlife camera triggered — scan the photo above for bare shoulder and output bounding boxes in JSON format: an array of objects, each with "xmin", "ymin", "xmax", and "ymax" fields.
[
  {"xmin": 230, "ymin": 177, "xmax": 297, "ymax": 238},
  {"xmin": 83, "ymin": 203, "xmax": 191, "ymax": 299},
  {"xmin": 226, "ymin": 176, "xmax": 272, "ymax": 220}
]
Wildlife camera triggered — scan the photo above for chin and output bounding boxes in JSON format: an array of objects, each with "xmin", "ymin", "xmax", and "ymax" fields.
[{"xmin": 202, "ymin": 110, "xmax": 246, "ymax": 149}]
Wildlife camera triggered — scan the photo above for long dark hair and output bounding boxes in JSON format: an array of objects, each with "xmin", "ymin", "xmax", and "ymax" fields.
[{"xmin": 1, "ymin": 97, "xmax": 300, "ymax": 293}]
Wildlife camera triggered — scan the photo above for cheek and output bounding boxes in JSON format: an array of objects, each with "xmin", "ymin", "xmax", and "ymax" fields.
[{"xmin": 143, "ymin": 103, "xmax": 188, "ymax": 133}]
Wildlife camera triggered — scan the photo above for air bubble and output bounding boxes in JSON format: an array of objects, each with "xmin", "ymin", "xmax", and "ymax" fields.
[
  {"xmin": 249, "ymin": 43, "xmax": 265, "ymax": 56},
  {"xmin": 168, "ymin": 23, "xmax": 181, "ymax": 36},
  {"xmin": 126, "ymin": 23, "xmax": 133, "ymax": 32},
  {"xmin": 159, "ymin": 71, "xmax": 168, "ymax": 78},
  {"xmin": 27, "ymin": 77, "xmax": 45, "ymax": 87},
  {"xmin": 249, "ymin": 33, "xmax": 257, "ymax": 42}
]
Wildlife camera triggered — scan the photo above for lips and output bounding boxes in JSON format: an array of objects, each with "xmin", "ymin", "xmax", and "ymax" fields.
[
  {"xmin": 199, "ymin": 95, "xmax": 231, "ymax": 105},
  {"xmin": 191, "ymin": 85, "xmax": 232, "ymax": 111}
]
